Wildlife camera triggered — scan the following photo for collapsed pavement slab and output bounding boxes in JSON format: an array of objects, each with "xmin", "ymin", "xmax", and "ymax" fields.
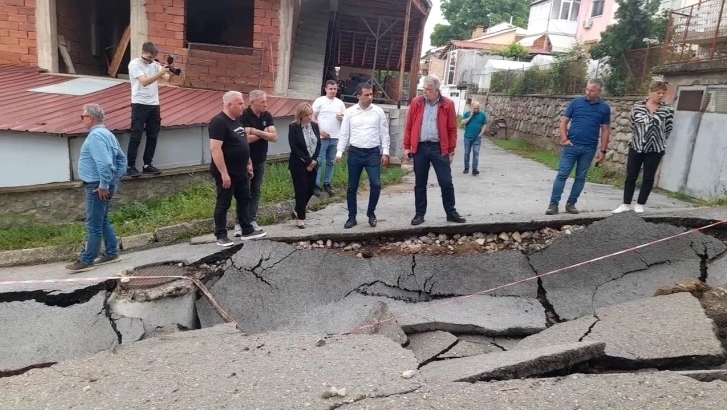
[
  {"xmin": 529, "ymin": 213, "xmax": 726, "ymax": 320},
  {"xmin": 405, "ymin": 331, "xmax": 458, "ymax": 365},
  {"xmin": 0, "ymin": 324, "xmax": 422, "ymax": 410},
  {"xmin": 339, "ymin": 371, "xmax": 727, "ymax": 410},
  {"xmin": 0, "ymin": 281, "xmax": 144, "ymax": 375},
  {"xmin": 515, "ymin": 293, "xmax": 726, "ymax": 369},
  {"xmin": 278, "ymin": 293, "xmax": 545, "ymax": 337},
  {"xmin": 196, "ymin": 240, "xmax": 544, "ymax": 335},
  {"xmin": 419, "ymin": 341, "xmax": 605, "ymax": 383},
  {"xmin": 435, "ymin": 340, "xmax": 503, "ymax": 359}
]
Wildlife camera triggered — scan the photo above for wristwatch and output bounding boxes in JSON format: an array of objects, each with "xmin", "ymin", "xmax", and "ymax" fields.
[{"xmin": 601, "ymin": 150, "xmax": 607, "ymax": 154}]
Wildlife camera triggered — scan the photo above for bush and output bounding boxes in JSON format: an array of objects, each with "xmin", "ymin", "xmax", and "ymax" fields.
[{"xmin": 509, "ymin": 67, "xmax": 550, "ymax": 95}]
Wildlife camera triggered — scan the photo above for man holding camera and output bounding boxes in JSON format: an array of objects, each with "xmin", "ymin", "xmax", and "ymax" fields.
[{"xmin": 126, "ymin": 42, "xmax": 171, "ymax": 177}]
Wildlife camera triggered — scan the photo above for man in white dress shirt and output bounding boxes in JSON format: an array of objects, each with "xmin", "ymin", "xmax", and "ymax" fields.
[{"xmin": 335, "ymin": 83, "xmax": 390, "ymax": 229}]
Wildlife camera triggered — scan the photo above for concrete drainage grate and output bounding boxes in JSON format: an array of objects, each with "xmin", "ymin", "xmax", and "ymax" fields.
[{"xmin": 121, "ymin": 264, "xmax": 191, "ymax": 290}]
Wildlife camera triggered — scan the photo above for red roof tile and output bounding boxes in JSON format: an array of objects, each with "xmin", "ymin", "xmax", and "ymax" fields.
[{"xmin": 0, "ymin": 65, "xmax": 312, "ymax": 136}]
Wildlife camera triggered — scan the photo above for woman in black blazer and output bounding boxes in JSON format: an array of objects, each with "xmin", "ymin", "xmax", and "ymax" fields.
[{"xmin": 288, "ymin": 103, "xmax": 321, "ymax": 228}]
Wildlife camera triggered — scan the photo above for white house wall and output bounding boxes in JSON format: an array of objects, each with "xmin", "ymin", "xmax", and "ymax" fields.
[
  {"xmin": 0, "ymin": 133, "xmax": 71, "ymax": 187},
  {"xmin": 527, "ymin": 0, "xmax": 579, "ymax": 36}
]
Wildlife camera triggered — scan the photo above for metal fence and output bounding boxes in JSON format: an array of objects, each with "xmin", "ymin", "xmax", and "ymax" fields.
[{"xmin": 663, "ymin": 0, "xmax": 727, "ymax": 63}]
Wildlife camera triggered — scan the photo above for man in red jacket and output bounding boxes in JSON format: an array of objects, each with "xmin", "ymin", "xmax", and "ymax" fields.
[{"xmin": 404, "ymin": 75, "xmax": 466, "ymax": 226}]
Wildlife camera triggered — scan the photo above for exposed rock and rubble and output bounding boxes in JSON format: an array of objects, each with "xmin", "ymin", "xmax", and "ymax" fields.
[{"xmin": 2, "ymin": 213, "xmax": 727, "ymax": 408}]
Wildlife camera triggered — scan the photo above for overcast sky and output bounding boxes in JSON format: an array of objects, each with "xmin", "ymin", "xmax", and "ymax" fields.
[{"xmin": 422, "ymin": 0, "xmax": 446, "ymax": 53}]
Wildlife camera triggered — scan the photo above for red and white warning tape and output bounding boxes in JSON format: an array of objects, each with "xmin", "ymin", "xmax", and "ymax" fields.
[{"xmin": 0, "ymin": 275, "xmax": 188, "ymax": 287}]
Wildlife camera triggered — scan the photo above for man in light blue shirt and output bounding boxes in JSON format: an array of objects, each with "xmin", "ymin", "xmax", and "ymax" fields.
[{"xmin": 67, "ymin": 104, "xmax": 127, "ymax": 272}]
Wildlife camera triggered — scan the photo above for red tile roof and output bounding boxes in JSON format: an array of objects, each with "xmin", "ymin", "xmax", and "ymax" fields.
[{"xmin": 0, "ymin": 65, "xmax": 311, "ymax": 136}]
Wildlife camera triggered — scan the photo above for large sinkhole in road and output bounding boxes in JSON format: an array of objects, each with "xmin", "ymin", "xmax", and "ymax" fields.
[{"xmin": 3, "ymin": 212, "xmax": 727, "ymax": 377}]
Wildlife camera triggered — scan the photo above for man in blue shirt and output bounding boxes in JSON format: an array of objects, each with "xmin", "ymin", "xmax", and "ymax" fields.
[
  {"xmin": 460, "ymin": 100, "xmax": 487, "ymax": 175},
  {"xmin": 546, "ymin": 79, "xmax": 611, "ymax": 215},
  {"xmin": 67, "ymin": 104, "xmax": 128, "ymax": 272}
]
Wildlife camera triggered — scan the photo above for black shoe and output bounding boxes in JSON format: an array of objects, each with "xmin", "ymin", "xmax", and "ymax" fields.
[
  {"xmin": 239, "ymin": 229, "xmax": 266, "ymax": 240},
  {"xmin": 472, "ymin": 170, "xmax": 480, "ymax": 176},
  {"xmin": 367, "ymin": 212, "xmax": 377, "ymax": 227},
  {"xmin": 314, "ymin": 186, "xmax": 321, "ymax": 197},
  {"xmin": 323, "ymin": 184, "xmax": 335, "ymax": 196},
  {"xmin": 565, "ymin": 203, "xmax": 579, "ymax": 214},
  {"xmin": 545, "ymin": 203, "xmax": 559, "ymax": 215},
  {"xmin": 446, "ymin": 212, "xmax": 466, "ymax": 223},
  {"xmin": 411, "ymin": 214, "xmax": 425, "ymax": 226},
  {"xmin": 143, "ymin": 164, "xmax": 161, "ymax": 175},
  {"xmin": 216, "ymin": 237, "xmax": 235, "ymax": 247},
  {"xmin": 344, "ymin": 217, "xmax": 357, "ymax": 229},
  {"xmin": 127, "ymin": 167, "xmax": 141, "ymax": 178},
  {"xmin": 463, "ymin": 168, "xmax": 469, "ymax": 174}
]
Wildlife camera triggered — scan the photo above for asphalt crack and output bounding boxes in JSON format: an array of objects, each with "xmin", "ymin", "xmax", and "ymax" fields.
[
  {"xmin": 230, "ymin": 247, "xmax": 297, "ymax": 290},
  {"xmin": 101, "ymin": 291, "xmax": 123, "ymax": 345},
  {"xmin": 578, "ymin": 315, "xmax": 600, "ymax": 342},
  {"xmin": 524, "ymin": 253, "xmax": 562, "ymax": 326},
  {"xmin": 329, "ymin": 385, "xmax": 424, "ymax": 410},
  {"xmin": 0, "ymin": 280, "xmax": 115, "ymax": 307}
]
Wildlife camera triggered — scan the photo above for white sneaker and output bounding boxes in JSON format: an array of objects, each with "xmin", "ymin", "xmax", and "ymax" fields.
[
  {"xmin": 634, "ymin": 204, "xmax": 645, "ymax": 214},
  {"xmin": 251, "ymin": 221, "xmax": 261, "ymax": 231},
  {"xmin": 612, "ymin": 204, "xmax": 630, "ymax": 214},
  {"xmin": 233, "ymin": 224, "xmax": 242, "ymax": 237}
]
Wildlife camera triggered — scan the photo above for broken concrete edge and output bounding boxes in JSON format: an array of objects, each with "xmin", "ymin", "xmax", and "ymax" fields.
[
  {"xmin": 264, "ymin": 210, "xmax": 724, "ymax": 244},
  {"xmin": 0, "ymin": 207, "xmax": 719, "ymax": 268}
]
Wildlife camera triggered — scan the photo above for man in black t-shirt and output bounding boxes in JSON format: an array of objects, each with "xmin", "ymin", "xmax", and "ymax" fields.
[
  {"xmin": 235, "ymin": 89, "xmax": 277, "ymax": 237},
  {"xmin": 209, "ymin": 91, "xmax": 267, "ymax": 246}
]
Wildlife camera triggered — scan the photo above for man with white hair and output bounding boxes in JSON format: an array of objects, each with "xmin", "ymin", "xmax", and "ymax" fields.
[
  {"xmin": 209, "ymin": 91, "xmax": 266, "ymax": 247},
  {"xmin": 404, "ymin": 74, "xmax": 466, "ymax": 226},
  {"xmin": 234, "ymin": 89, "xmax": 277, "ymax": 237},
  {"xmin": 66, "ymin": 104, "xmax": 128, "ymax": 272}
]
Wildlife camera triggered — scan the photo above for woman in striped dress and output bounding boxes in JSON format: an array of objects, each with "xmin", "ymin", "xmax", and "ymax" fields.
[{"xmin": 613, "ymin": 81, "xmax": 674, "ymax": 214}]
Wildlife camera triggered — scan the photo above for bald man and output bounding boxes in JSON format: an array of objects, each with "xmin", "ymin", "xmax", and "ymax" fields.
[{"xmin": 460, "ymin": 101, "xmax": 487, "ymax": 176}]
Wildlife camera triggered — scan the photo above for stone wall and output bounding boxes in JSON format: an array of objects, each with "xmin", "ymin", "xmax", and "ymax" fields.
[{"xmin": 472, "ymin": 93, "xmax": 642, "ymax": 171}]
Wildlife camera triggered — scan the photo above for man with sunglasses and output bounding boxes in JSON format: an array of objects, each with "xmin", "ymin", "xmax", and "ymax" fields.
[{"xmin": 67, "ymin": 104, "xmax": 128, "ymax": 272}]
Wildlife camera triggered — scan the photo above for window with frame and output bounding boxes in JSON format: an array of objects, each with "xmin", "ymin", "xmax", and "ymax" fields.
[
  {"xmin": 186, "ymin": 0, "xmax": 255, "ymax": 48},
  {"xmin": 550, "ymin": 0, "xmax": 581, "ymax": 21},
  {"xmin": 591, "ymin": 0, "xmax": 605, "ymax": 17},
  {"xmin": 446, "ymin": 50, "xmax": 457, "ymax": 85}
]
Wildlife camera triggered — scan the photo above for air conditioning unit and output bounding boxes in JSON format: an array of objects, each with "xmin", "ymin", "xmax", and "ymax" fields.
[{"xmin": 583, "ymin": 18, "xmax": 593, "ymax": 29}]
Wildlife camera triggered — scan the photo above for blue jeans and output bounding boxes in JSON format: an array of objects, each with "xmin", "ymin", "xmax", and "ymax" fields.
[
  {"xmin": 414, "ymin": 142, "xmax": 456, "ymax": 216},
  {"xmin": 549, "ymin": 145, "xmax": 597, "ymax": 205},
  {"xmin": 347, "ymin": 146, "xmax": 381, "ymax": 218},
  {"xmin": 463, "ymin": 137, "xmax": 481, "ymax": 171},
  {"xmin": 80, "ymin": 182, "xmax": 119, "ymax": 265},
  {"xmin": 316, "ymin": 138, "xmax": 338, "ymax": 187}
]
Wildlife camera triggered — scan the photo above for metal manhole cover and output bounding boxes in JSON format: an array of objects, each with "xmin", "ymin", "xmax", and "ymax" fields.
[{"xmin": 121, "ymin": 264, "xmax": 190, "ymax": 289}]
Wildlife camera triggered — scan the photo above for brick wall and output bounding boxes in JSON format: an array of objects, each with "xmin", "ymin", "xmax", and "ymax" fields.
[
  {"xmin": 145, "ymin": 0, "xmax": 281, "ymax": 93},
  {"xmin": 0, "ymin": 0, "xmax": 37, "ymax": 66},
  {"xmin": 56, "ymin": 0, "xmax": 104, "ymax": 75}
]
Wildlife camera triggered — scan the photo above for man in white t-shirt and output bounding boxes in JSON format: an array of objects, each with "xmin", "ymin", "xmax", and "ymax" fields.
[
  {"xmin": 126, "ymin": 42, "xmax": 171, "ymax": 177},
  {"xmin": 311, "ymin": 80, "xmax": 346, "ymax": 196}
]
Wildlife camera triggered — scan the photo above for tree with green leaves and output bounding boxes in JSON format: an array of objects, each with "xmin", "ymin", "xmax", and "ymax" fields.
[
  {"xmin": 589, "ymin": 0, "xmax": 667, "ymax": 95},
  {"xmin": 430, "ymin": 0, "xmax": 531, "ymax": 47}
]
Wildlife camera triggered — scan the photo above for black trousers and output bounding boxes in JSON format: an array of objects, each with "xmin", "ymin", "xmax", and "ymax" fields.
[
  {"xmin": 128, "ymin": 103, "xmax": 161, "ymax": 167},
  {"xmin": 212, "ymin": 173, "xmax": 253, "ymax": 238},
  {"xmin": 291, "ymin": 168, "xmax": 317, "ymax": 220},
  {"xmin": 623, "ymin": 148, "xmax": 665, "ymax": 205}
]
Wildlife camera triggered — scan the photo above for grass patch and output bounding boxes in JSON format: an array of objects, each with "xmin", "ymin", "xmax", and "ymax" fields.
[
  {"xmin": 491, "ymin": 138, "xmax": 624, "ymax": 186},
  {"xmin": 0, "ymin": 157, "xmax": 406, "ymax": 251}
]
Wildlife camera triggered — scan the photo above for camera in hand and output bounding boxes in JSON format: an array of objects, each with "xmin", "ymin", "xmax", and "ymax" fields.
[{"xmin": 154, "ymin": 56, "xmax": 181, "ymax": 76}]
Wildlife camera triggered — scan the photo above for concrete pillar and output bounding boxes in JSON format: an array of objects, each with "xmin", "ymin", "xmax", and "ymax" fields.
[
  {"xmin": 36, "ymin": 0, "xmax": 58, "ymax": 72},
  {"xmin": 275, "ymin": 0, "xmax": 294, "ymax": 95},
  {"xmin": 130, "ymin": 0, "xmax": 149, "ymax": 59}
]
